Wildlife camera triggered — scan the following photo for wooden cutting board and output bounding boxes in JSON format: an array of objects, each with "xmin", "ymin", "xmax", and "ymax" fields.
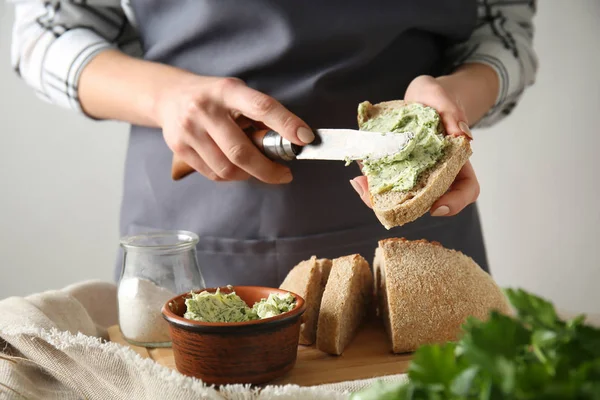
[
  {"xmin": 108, "ymin": 318, "xmax": 412, "ymax": 387},
  {"xmin": 107, "ymin": 310, "xmax": 600, "ymax": 386}
]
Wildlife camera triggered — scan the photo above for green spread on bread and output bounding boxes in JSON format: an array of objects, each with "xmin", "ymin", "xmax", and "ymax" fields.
[
  {"xmin": 184, "ymin": 286, "xmax": 296, "ymax": 323},
  {"xmin": 357, "ymin": 102, "xmax": 447, "ymax": 195}
]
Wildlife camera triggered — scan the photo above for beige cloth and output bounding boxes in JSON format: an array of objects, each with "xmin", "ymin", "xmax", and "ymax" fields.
[{"xmin": 0, "ymin": 281, "xmax": 407, "ymax": 399}]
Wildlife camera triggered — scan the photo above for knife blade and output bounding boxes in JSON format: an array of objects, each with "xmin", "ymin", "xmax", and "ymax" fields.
[
  {"xmin": 171, "ymin": 126, "xmax": 413, "ymax": 180},
  {"xmin": 297, "ymin": 129, "xmax": 413, "ymax": 161},
  {"xmin": 258, "ymin": 129, "xmax": 413, "ymax": 162}
]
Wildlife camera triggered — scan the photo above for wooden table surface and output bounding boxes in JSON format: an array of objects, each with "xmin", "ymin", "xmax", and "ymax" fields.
[{"xmin": 108, "ymin": 317, "xmax": 412, "ymax": 387}]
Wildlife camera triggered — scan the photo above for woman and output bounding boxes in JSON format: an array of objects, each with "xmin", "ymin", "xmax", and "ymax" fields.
[{"xmin": 10, "ymin": 0, "xmax": 537, "ymax": 287}]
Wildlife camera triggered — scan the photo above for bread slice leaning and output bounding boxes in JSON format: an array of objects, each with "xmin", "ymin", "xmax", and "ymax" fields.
[
  {"xmin": 280, "ymin": 256, "xmax": 333, "ymax": 345},
  {"xmin": 375, "ymin": 238, "xmax": 511, "ymax": 353},
  {"xmin": 358, "ymin": 100, "xmax": 472, "ymax": 230},
  {"xmin": 316, "ymin": 254, "xmax": 374, "ymax": 355}
]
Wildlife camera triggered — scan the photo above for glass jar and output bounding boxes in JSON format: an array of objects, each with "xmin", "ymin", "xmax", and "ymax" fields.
[{"xmin": 117, "ymin": 230, "xmax": 205, "ymax": 348}]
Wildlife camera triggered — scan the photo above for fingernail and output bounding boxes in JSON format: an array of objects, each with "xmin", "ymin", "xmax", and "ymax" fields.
[
  {"xmin": 459, "ymin": 121, "xmax": 473, "ymax": 139},
  {"xmin": 350, "ymin": 179, "xmax": 364, "ymax": 197},
  {"xmin": 279, "ymin": 171, "xmax": 293, "ymax": 184},
  {"xmin": 431, "ymin": 205, "xmax": 450, "ymax": 217},
  {"xmin": 297, "ymin": 127, "xmax": 315, "ymax": 144}
]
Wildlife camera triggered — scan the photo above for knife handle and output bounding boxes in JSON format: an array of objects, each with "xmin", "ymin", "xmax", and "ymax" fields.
[
  {"xmin": 170, "ymin": 122, "xmax": 301, "ymax": 181},
  {"xmin": 258, "ymin": 130, "xmax": 301, "ymax": 162}
]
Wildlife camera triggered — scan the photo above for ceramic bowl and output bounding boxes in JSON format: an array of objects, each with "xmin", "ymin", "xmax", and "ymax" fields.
[{"xmin": 161, "ymin": 286, "xmax": 306, "ymax": 385}]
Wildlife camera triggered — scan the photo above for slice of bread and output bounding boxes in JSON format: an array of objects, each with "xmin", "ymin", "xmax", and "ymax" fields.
[
  {"xmin": 280, "ymin": 256, "xmax": 333, "ymax": 345},
  {"xmin": 316, "ymin": 254, "xmax": 374, "ymax": 355},
  {"xmin": 374, "ymin": 238, "xmax": 511, "ymax": 353},
  {"xmin": 358, "ymin": 100, "xmax": 472, "ymax": 229}
]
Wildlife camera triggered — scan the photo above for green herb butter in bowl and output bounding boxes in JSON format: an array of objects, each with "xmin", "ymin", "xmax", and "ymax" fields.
[
  {"xmin": 161, "ymin": 286, "xmax": 306, "ymax": 385},
  {"xmin": 183, "ymin": 286, "xmax": 296, "ymax": 322}
]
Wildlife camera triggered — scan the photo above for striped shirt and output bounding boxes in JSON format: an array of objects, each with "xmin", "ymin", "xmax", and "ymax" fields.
[{"xmin": 8, "ymin": 0, "xmax": 538, "ymax": 128}]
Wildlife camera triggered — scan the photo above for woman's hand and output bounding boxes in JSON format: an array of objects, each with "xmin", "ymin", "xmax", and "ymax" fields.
[
  {"xmin": 79, "ymin": 50, "xmax": 314, "ymax": 184},
  {"xmin": 155, "ymin": 75, "xmax": 314, "ymax": 183},
  {"xmin": 350, "ymin": 63, "xmax": 499, "ymax": 217}
]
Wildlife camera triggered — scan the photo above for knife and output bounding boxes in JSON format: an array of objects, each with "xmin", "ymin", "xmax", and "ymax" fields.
[{"xmin": 171, "ymin": 123, "xmax": 413, "ymax": 180}]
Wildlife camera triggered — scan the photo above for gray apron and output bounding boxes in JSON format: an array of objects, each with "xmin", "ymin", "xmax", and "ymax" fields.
[{"xmin": 119, "ymin": 0, "xmax": 488, "ymax": 287}]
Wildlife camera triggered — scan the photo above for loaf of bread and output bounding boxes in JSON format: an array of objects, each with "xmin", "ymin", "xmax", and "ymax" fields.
[{"xmin": 373, "ymin": 238, "xmax": 512, "ymax": 353}]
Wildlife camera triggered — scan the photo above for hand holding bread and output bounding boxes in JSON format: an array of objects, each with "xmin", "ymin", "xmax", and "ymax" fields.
[{"xmin": 351, "ymin": 75, "xmax": 480, "ymax": 229}]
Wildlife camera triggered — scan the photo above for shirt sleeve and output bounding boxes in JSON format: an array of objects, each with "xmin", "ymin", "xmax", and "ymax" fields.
[
  {"xmin": 9, "ymin": 0, "xmax": 142, "ymax": 114},
  {"xmin": 445, "ymin": 0, "xmax": 539, "ymax": 128}
]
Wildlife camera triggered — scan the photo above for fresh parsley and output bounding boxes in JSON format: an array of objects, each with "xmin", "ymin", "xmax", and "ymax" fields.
[{"xmin": 351, "ymin": 288, "xmax": 600, "ymax": 399}]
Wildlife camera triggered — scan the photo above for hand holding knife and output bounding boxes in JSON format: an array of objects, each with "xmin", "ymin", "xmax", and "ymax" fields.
[{"xmin": 171, "ymin": 118, "xmax": 412, "ymax": 181}]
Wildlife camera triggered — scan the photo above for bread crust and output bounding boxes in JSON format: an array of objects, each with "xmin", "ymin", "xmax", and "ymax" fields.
[
  {"xmin": 376, "ymin": 238, "xmax": 512, "ymax": 353},
  {"xmin": 358, "ymin": 101, "xmax": 473, "ymax": 229}
]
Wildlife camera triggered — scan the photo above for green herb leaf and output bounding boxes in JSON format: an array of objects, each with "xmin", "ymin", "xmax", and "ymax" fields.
[
  {"xmin": 460, "ymin": 311, "xmax": 530, "ymax": 362},
  {"xmin": 504, "ymin": 288, "xmax": 560, "ymax": 329},
  {"xmin": 450, "ymin": 365, "xmax": 479, "ymax": 396},
  {"xmin": 408, "ymin": 343, "xmax": 462, "ymax": 388},
  {"xmin": 352, "ymin": 288, "xmax": 600, "ymax": 400}
]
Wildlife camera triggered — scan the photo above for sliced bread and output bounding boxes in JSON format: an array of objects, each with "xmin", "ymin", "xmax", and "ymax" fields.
[
  {"xmin": 375, "ymin": 238, "xmax": 511, "ymax": 353},
  {"xmin": 358, "ymin": 100, "xmax": 472, "ymax": 229},
  {"xmin": 280, "ymin": 256, "xmax": 333, "ymax": 345},
  {"xmin": 316, "ymin": 254, "xmax": 374, "ymax": 355}
]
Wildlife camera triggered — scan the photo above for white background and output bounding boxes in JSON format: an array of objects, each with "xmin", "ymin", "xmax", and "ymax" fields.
[{"xmin": 1, "ymin": 2, "xmax": 598, "ymax": 314}]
